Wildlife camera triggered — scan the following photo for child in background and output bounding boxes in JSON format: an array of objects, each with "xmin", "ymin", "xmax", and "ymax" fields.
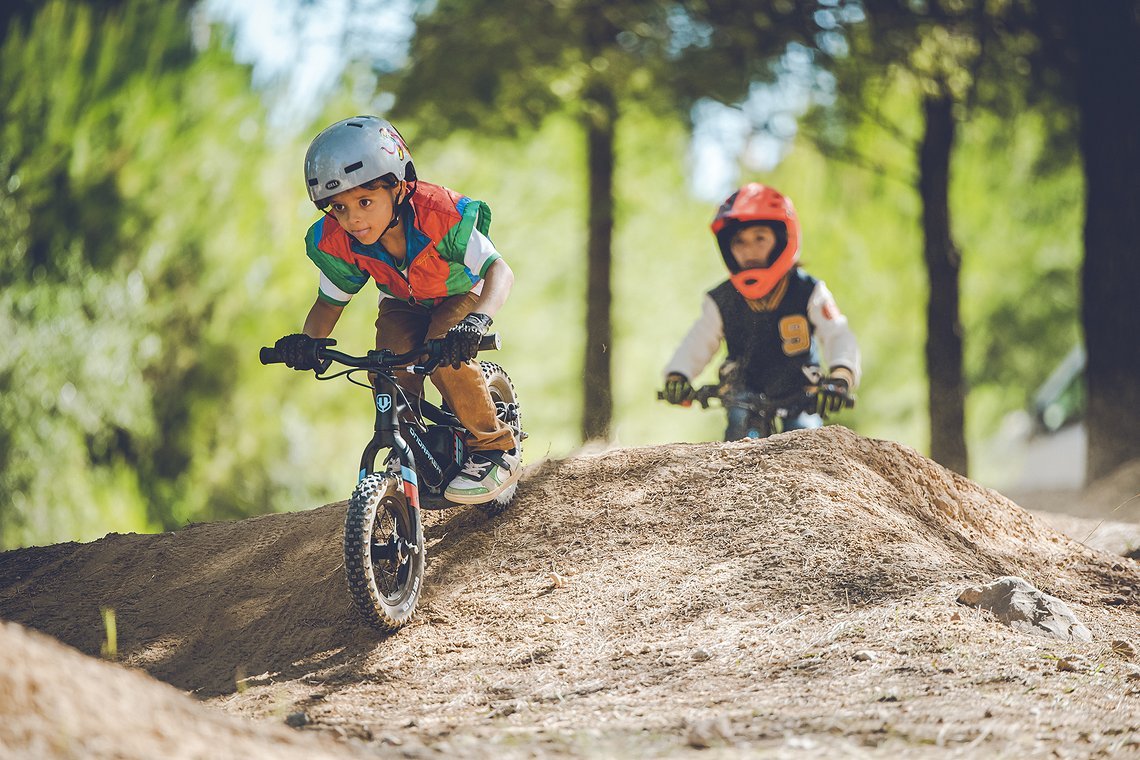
[
  {"xmin": 662, "ymin": 183, "xmax": 861, "ymax": 439},
  {"xmin": 272, "ymin": 116, "xmax": 520, "ymax": 503}
]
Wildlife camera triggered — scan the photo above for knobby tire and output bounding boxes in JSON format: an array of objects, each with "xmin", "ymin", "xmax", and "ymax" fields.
[
  {"xmin": 343, "ymin": 473, "xmax": 424, "ymax": 632},
  {"xmin": 477, "ymin": 361, "xmax": 523, "ymax": 518}
]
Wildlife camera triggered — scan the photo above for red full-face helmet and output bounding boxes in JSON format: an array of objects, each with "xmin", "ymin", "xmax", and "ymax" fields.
[{"xmin": 710, "ymin": 183, "xmax": 801, "ymax": 299}]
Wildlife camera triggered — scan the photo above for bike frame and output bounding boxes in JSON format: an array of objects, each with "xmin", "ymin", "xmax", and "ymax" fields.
[
  {"xmin": 721, "ymin": 387, "xmax": 815, "ymax": 438},
  {"xmin": 359, "ymin": 366, "xmax": 471, "ymax": 512}
]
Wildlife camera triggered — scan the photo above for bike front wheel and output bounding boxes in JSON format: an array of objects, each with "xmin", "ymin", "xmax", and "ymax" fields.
[
  {"xmin": 725, "ymin": 408, "xmax": 773, "ymax": 441},
  {"xmin": 343, "ymin": 473, "xmax": 424, "ymax": 632}
]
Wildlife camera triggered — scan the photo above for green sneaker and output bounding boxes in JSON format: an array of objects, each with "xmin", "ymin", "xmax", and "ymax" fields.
[{"xmin": 444, "ymin": 448, "xmax": 521, "ymax": 504}]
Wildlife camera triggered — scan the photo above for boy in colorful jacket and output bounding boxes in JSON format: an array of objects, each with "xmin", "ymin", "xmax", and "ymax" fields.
[
  {"xmin": 273, "ymin": 116, "xmax": 519, "ymax": 504},
  {"xmin": 662, "ymin": 183, "xmax": 861, "ymax": 439}
]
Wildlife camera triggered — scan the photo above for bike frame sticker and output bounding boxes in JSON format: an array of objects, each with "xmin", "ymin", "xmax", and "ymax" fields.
[
  {"xmin": 376, "ymin": 394, "xmax": 392, "ymax": 412},
  {"xmin": 401, "ymin": 465, "xmax": 420, "ymax": 507},
  {"xmin": 453, "ymin": 431, "xmax": 465, "ymax": 465}
]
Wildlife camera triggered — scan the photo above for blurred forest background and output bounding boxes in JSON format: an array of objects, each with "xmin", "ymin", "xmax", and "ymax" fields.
[{"xmin": 2, "ymin": 0, "xmax": 1137, "ymax": 550}]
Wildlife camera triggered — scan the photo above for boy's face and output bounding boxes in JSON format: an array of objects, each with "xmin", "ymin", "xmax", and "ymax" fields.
[
  {"xmin": 326, "ymin": 182, "xmax": 404, "ymax": 245},
  {"xmin": 730, "ymin": 224, "xmax": 778, "ymax": 269}
]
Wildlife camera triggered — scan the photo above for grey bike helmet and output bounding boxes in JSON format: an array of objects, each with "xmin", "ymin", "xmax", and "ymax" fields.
[{"xmin": 304, "ymin": 116, "xmax": 416, "ymax": 208}]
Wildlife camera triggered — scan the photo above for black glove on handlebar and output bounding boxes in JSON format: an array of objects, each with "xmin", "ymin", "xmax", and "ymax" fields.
[
  {"xmin": 441, "ymin": 312, "xmax": 492, "ymax": 369},
  {"xmin": 663, "ymin": 373, "xmax": 694, "ymax": 405},
  {"xmin": 274, "ymin": 333, "xmax": 335, "ymax": 371},
  {"xmin": 816, "ymin": 376, "xmax": 850, "ymax": 418}
]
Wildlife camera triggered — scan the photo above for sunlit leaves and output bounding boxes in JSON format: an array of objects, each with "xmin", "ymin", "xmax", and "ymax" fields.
[
  {"xmin": 0, "ymin": 0, "xmax": 285, "ymax": 546},
  {"xmin": 909, "ymin": 24, "xmax": 979, "ymax": 98}
]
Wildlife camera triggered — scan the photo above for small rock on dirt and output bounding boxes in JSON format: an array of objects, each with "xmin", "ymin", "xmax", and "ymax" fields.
[
  {"xmin": 284, "ymin": 711, "xmax": 309, "ymax": 728},
  {"xmin": 957, "ymin": 576, "xmax": 1092, "ymax": 642}
]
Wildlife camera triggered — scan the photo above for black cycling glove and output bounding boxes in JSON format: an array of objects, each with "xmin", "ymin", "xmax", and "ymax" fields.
[
  {"xmin": 663, "ymin": 373, "xmax": 694, "ymax": 405},
  {"xmin": 274, "ymin": 333, "xmax": 335, "ymax": 371},
  {"xmin": 441, "ymin": 313, "xmax": 492, "ymax": 368},
  {"xmin": 816, "ymin": 376, "xmax": 850, "ymax": 418}
]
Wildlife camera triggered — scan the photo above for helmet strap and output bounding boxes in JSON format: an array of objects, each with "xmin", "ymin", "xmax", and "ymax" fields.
[
  {"xmin": 382, "ymin": 181, "xmax": 416, "ymax": 234},
  {"xmin": 383, "ymin": 211, "xmax": 401, "ymax": 234}
]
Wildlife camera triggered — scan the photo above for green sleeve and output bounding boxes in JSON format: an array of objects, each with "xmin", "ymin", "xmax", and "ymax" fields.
[
  {"xmin": 439, "ymin": 198, "xmax": 492, "ymax": 264},
  {"xmin": 305, "ymin": 224, "xmax": 369, "ymax": 304}
]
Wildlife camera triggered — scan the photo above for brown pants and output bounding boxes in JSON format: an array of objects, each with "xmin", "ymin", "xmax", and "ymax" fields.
[{"xmin": 375, "ymin": 293, "xmax": 514, "ymax": 452}]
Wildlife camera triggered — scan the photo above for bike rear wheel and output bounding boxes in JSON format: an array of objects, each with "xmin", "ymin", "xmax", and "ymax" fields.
[
  {"xmin": 343, "ymin": 473, "xmax": 424, "ymax": 631},
  {"xmin": 478, "ymin": 361, "xmax": 523, "ymax": 517}
]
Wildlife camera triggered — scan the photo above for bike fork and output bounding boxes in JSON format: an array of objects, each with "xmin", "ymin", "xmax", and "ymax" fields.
[{"xmin": 361, "ymin": 377, "xmax": 422, "ymax": 515}]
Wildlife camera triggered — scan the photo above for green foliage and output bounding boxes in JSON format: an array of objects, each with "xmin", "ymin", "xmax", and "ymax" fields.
[
  {"xmin": 391, "ymin": 0, "xmax": 841, "ymax": 135},
  {"xmin": 802, "ymin": 4, "xmax": 1085, "ymax": 479},
  {"xmin": 795, "ymin": 72, "xmax": 1082, "ymax": 480},
  {"xmin": 100, "ymin": 606, "xmax": 117, "ymax": 660},
  {"xmin": 954, "ymin": 108, "xmax": 1082, "ymax": 475},
  {"xmin": 1, "ymin": 0, "xmax": 185, "ymax": 544},
  {"xmin": 0, "ymin": 0, "xmax": 302, "ymax": 547}
]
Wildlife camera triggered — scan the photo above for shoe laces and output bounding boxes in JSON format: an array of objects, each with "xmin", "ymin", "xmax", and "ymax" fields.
[{"xmin": 460, "ymin": 455, "xmax": 492, "ymax": 478}]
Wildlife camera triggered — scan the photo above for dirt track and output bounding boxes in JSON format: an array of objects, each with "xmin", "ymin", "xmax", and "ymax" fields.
[{"xmin": 2, "ymin": 426, "xmax": 1140, "ymax": 758}]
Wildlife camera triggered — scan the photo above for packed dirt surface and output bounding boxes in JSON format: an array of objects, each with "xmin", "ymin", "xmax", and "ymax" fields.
[
  {"xmin": 0, "ymin": 621, "xmax": 351, "ymax": 759},
  {"xmin": 3, "ymin": 426, "xmax": 1140, "ymax": 758}
]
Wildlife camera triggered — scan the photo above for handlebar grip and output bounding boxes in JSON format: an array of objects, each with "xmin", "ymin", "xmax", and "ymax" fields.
[
  {"xmin": 479, "ymin": 333, "xmax": 501, "ymax": 352},
  {"xmin": 259, "ymin": 346, "xmax": 283, "ymax": 365}
]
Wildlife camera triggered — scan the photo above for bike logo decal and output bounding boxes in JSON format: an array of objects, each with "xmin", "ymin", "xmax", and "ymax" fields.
[
  {"xmin": 325, "ymin": 179, "xmax": 341, "ymax": 190},
  {"xmin": 406, "ymin": 428, "xmax": 442, "ymax": 479},
  {"xmin": 376, "ymin": 394, "xmax": 392, "ymax": 412}
]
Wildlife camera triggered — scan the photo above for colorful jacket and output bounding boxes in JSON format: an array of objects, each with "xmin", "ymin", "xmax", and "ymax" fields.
[{"xmin": 305, "ymin": 181, "xmax": 500, "ymax": 307}]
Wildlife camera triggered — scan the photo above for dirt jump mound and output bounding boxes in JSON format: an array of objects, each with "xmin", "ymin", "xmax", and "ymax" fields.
[
  {"xmin": 2, "ymin": 426, "xmax": 1139, "ymax": 758},
  {"xmin": 0, "ymin": 499, "xmax": 368, "ymax": 697},
  {"xmin": 0, "ymin": 620, "xmax": 352, "ymax": 759}
]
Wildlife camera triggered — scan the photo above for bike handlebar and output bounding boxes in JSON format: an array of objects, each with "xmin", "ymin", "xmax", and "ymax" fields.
[
  {"xmin": 655, "ymin": 384, "xmax": 721, "ymax": 409},
  {"xmin": 656, "ymin": 382, "xmax": 856, "ymax": 412},
  {"xmin": 259, "ymin": 333, "xmax": 501, "ymax": 371}
]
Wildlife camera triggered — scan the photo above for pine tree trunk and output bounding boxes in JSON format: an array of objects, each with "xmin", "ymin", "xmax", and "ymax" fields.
[
  {"xmin": 1074, "ymin": 1, "xmax": 1140, "ymax": 483},
  {"xmin": 918, "ymin": 93, "xmax": 969, "ymax": 475},
  {"xmin": 580, "ymin": 81, "xmax": 616, "ymax": 442}
]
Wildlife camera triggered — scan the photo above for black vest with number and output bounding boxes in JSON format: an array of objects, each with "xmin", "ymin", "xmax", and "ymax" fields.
[{"xmin": 708, "ymin": 268, "xmax": 821, "ymax": 397}]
